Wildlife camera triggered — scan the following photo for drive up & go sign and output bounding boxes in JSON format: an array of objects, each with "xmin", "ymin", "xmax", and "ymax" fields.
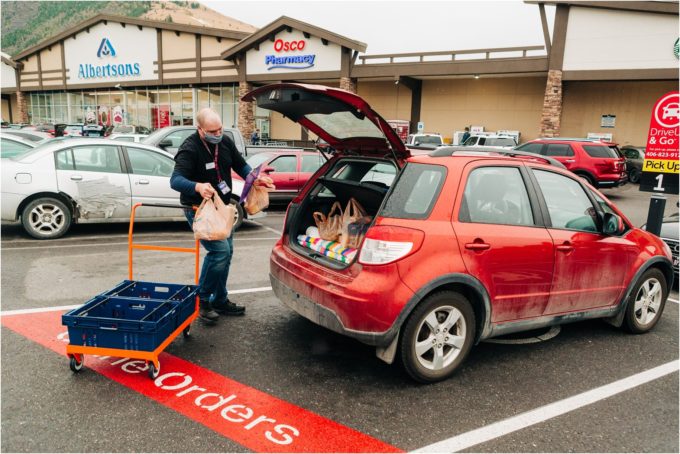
[{"xmin": 640, "ymin": 91, "xmax": 679, "ymax": 194}]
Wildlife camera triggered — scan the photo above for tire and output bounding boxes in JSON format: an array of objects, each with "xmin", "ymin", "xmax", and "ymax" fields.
[
  {"xmin": 21, "ymin": 197, "xmax": 72, "ymax": 239},
  {"xmin": 148, "ymin": 361, "xmax": 160, "ymax": 379},
  {"xmin": 623, "ymin": 269, "xmax": 668, "ymax": 334},
  {"xmin": 577, "ymin": 173, "xmax": 596, "ymax": 187},
  {"xmin": 628, "ymin": 168, "xmax": 640, "ymax": 184},
  {"xmin": 230, "ymin": 198, "xmax": 244, "ymax": 231},
  {"xmin": 400, "ymin": 291, "xmax": 476, "ymax": 383},
  {"xmin": 69, "ymin": 355, "xmax": 83, "ymax": 372}
]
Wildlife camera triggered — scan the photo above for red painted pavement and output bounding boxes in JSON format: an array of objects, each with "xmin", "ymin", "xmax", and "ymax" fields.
[{"xmin": 2, "ymin": 310, "xmax": 402, "ymax": 453}]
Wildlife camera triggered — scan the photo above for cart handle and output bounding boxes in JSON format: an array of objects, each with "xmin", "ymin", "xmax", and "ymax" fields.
[{"xmin": 128, "ymin": 202, "xmax": 200, "ymax": 284}]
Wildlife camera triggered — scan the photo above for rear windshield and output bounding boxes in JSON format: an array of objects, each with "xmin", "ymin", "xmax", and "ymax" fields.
[
  {"xmin": 583, "ymin": 145, "xmax": 619, "ymax": 158},
  {"xmin": 381, "ymin": 163, "xmax": 446, "ymax": 219}
]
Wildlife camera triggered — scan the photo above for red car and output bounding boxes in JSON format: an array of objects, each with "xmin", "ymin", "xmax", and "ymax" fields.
[
  {"xmin": 515, "ymin": 138, "xmax": 627, "ymax": 188},
  {"xmin": 233, "ymin": 150, "xmax": 326, "ymax": 203},
  {"xmin": 244, "ymin": 83, "xmax": 674, "ymax": 383}
]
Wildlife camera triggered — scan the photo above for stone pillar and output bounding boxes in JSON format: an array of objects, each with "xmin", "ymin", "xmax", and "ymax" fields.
[
  {"xmin": 539, "ymin": 70, "xmax": 563, "ymax": 138},
  {"xmin": 339, "ymin": 77, "xmax": 357, "ymax": 94},
  {"xmin": 238, "ymin": 81, "xmax": 254, "ymax": 142},
  {"xmin": 16, "ymin": 90, "xmax": 29, "ymax": 124}
]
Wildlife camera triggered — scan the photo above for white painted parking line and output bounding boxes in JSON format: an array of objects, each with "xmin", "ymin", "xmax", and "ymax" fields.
[
  {"xmin": 413, "ymin": 360, "xmax": 679, "ymax": 453},
  {"xmin": 668, "ymin": 297, "xmax": 678, "ymax": 304},
  {"xmin": 2, "ymin": 237, "xmax": 279, "ymax": 251},
  {"xmin": 0, "ymin": 286, "xmax": 273, "ymax": 317},
  {"xmin": 247, "ymin": 220, "xmax": 283, "ymax": 236}
]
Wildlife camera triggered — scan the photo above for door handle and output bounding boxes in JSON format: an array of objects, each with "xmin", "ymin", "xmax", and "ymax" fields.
[
  {"xmin": 70, "ymin": 175, "xmax": 83, "ymax": 181},
  {"xmin": 556, "ymin": 242, "xmax": 574, "ymax": 252},
  {"xmin": 288, "ymin": 178, "xmax": 295, "ymax": 181},
  {"xmin": 465, "ymin": 240, "xmax": 490, "ymax": 251},
  {"xmin": 137, "ymin": 179, "xmax": 150, "ymax": 185},
  {"xmin": 564, "ymin": 159, "xmax": 576, "ymax": 163}
]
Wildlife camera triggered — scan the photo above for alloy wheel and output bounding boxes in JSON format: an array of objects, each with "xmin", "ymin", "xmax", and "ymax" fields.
[
  {"xmin": 414, "ymin": 305, "xmax": 467, "ymax": 371},
  {"xmin": 28, "ymin": 203, "xmax": 67, "ymax": 236},
  {"xmin": 633, "ymin": 277, "xmax": 663, "ymax": 326}
]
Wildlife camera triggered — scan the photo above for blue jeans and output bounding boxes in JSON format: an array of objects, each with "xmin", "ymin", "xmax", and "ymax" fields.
[{"xmin": 184, "ymin": 209, "xmax": 233, "ymax": 305}]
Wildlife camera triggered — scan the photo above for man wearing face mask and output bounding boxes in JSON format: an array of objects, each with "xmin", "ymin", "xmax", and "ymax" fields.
[{"xmin": 170, "ymin": 108, "xmax": 255, "ymax": 323}]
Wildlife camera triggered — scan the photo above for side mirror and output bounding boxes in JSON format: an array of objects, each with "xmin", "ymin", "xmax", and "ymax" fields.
[
  {"xmin": 414, "ymin": 141, "xmax": 421, "ymax": 146},
  {"xmin": 158, "ymin": 139, "xmax": 173, "ymax": 149},
  {"xmin": 262, "ymin": 166, "xmax": 275, "ymax": 174},
  {"xmin": 602, "ymin": 213, "xmax": 625, "ymax": 235}
]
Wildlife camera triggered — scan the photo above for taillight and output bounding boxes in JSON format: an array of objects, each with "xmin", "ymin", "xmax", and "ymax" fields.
[{"xmin": 358, "ymin": 225, "xmax": 424, "ymax": 265}]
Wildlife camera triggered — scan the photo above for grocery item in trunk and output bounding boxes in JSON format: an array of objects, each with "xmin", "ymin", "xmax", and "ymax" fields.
[
  {"xmin": 193, "ymin": 195, "xmax": 235, "ymax": 241},
  {"xmin": 313, "ymin": 201, "xmax": 343, "ymax": 241},
  {"xmin": 340, "ymin": 198, "xmax": 371, "ymax": 248},
  {"xmin": 297, "ymin": 235, "xmax": 357, "ymax": 264}
]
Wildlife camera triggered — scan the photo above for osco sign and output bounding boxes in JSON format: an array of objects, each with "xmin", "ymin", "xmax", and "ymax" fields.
[{"xmin": 265, "ymin": 38, "xmax": 316, "ymax": 71}]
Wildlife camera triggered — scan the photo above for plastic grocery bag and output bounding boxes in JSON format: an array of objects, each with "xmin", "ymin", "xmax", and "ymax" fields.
[
  {"xmin": 313, "ymin": 201, "xmax": 343, "ymax": 241},
  {"xmin": 243, "ymin": 176, "xmax": 274, "ymax": 215},
  {"xmin": 192, "ymin": 195, "xmax": 236, "ymax": 241},
  {"xmin": 340, "ymin": 198, "xmax": 371, "ymax": 248}
]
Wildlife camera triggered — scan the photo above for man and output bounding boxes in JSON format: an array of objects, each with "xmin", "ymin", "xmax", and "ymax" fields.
[
  {"xmin": 250, "ymin": 128, "xmax": 260, "ymax": 145},
  {"xmin": 460, "ymin": 126, "xmax": 471, "ymax": 145},
  {"xmin": 170, "ymin": 108, "xmax": 259, "ymax": 323}
]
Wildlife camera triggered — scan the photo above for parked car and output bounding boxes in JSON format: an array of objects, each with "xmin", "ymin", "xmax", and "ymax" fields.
[
  {"xmin": 515, "ymin": 138, "xmax": 627, "ymax": 188},
  {"xmin": 406, "ymin": 133, "xmax": 443, "ymax": 148},
  {"xmin": 63, "ymin": 124, "xmax": 84, "ymax": 137},
  {"xmin": 2, "ymin": 129, "xmax": 52, "ymax": 143},
  {"xmin": 621, "ymin": 146, "xmax": 645, "ymax": 184},
  {"xmin": 463, "ymin": 134, "xmax": 517, "ymax": 149},
  {"xmin": 34, "ymin": 122, "xmax": 67, "ymax": 137},
  {"xmin": 233, "ymin": 150, "xmax": 326, "ymax": 203},
  {"xmin": 83, "ymin": 124, "xmax": 106, "ymax": 137},
  {"xmin": 109, "ymin": 133, "xmax": 149, "ymax": 143},
  {"xmin": 111, "ymin": 125, "xmax": 151, "ymax": 135},
  {"xmin": 244, "ymin": 83, "xmax": 674, "ymax": 383},
  {"xmin": 142, "ymin": 126, "xmax": 247, "ymax": 156},
  {"xmin": 1, "ymin": 133, "xmax": 36, "ymax": 158}
]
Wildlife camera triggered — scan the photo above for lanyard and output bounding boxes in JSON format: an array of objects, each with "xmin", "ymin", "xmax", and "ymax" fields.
[{"xmin": 200, "ymin": 138, "xmax": 222, "ymax": 182}]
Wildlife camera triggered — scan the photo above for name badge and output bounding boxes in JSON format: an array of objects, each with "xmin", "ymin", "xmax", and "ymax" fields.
[
  {"xmin": 205, "ymin": 162, "xmax": 216, "ymax": 170},
  {"xmin": 218, "ymin": 181, "xmax": 230, "ymax": 195}
]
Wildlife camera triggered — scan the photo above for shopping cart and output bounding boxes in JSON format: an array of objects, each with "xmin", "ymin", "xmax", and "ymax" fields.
[{"xmin": 62, "ymin": 203, "xmax": 200, "ymax": 379}]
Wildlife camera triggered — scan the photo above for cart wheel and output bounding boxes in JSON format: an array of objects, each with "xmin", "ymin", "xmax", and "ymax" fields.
[
  {"xmin": 69, "ymin": 354, "xmax": 83, "ymax": 373},
  {"xmin": 148, "ymin": 361, "xmax": 160, "ymax": 379},
  {"xmin": 183, "ymin": 325, "xmax": 191, "ymax": 338}
]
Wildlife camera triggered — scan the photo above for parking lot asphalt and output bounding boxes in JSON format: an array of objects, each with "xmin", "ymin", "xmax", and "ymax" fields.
[{"xmin": 1, "ymin": 187, "xmax": 678, "ymax": 453}]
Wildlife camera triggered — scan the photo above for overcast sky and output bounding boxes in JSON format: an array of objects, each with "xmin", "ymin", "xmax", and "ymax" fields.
[{"xmin": 204, "ymin": 0, "xmax": 556, "ymax": 55}]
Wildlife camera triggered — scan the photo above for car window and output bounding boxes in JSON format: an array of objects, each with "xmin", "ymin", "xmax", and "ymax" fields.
[
  {"xmin": 623, "ymin": 149, "xmax": 638, "ymax": 159},
  {"xmin": 590, "ymin": 190, "xmax": 616, "ymax": 216},
  {"xmin": 246, "ymin": 153, "xmax": 274, "ymax": 169},
  {"xmin": 126, "ymin": 147, "xmax": 174, "ymax": 177},
  {"xmin": 1, "ymin": 138, "xmax": 32, "ymax": 158},
  {"xmin": 382, "ymin": 163, "xmax": 446, "ymax": 219},
  {"xmin": 325, "ymin": 160, "xmax": 397, "ymax": 187},
  {"xmin": 461, "ymin": 167, "xmax": 534, "ymax": 226},
  {"xmin": 486, "ymin": 138, "xmax": 516, "ymax": 147},
  {"xmin": 533, "ymin": 169, "xmax": 598, "ymax": 232},
  {"xmin": 165, "ymin": 129, "xmax": 194, "ymax": 148},
  {"xmin": 56, "ymin": 149, "xmax": 75, "ymax": 170},
  {"xmin": 583, "ymin": 145, "xmax": 618, "ymax": 158},
  {"xmin": 71, "ymin": 145, "xmax": 122, "ymax": 173},
  {"xmin": 516, "ymin": 143, "xmax": 543, "ymax": 154},
  {"xmin": 113, "ymin": 136, "xmax": 135, "ymax": 142},
  {"xmin": 463, "ymin": 137, "xmax": 478, "ymax": 146},
  {"xmin": 545, "ymin": 144, "xmax": 574, "ymax": 157},
  {"xmin": 360, "ymin": 163, "xmax": 397, "ymax": 185},
  {"xmin": 269, "ymin": 155, "xmax": 297, "ymax": 173},
  {"xmin": 301, "ymin": 154, "xmax": 324, "ymax": 173}
]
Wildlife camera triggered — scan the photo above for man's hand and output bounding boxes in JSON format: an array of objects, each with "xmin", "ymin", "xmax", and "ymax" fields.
[
  {"xmin": 195, "ymin": 182, "xmax": 216, "ymax": 199},
  {"xmin": 254, "ymin": 175, "xmax": 275, "ymax": 188}
]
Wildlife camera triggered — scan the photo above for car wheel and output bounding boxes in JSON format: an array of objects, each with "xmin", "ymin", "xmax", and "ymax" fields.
[
  {"xmin": 21, "ymin": 197, "xmax": 72, "ymax": 239},
  {"xmin": 577, "ymin": 173, "xmax": 595, "ymax": 187},
  {"xmin": 628, "ymin": 168, "xmax": 640, "ymax": 184},
  {"xmin": 623, "ymin": 268, "xmax": 667, "ymax": 334},
  {"xmin": 400, "ymin": 291, "xmax": 475, "ymax": 383},
  {"xmin": 230, "ymin": 198, "xmax": 244, "ymax": 231}
]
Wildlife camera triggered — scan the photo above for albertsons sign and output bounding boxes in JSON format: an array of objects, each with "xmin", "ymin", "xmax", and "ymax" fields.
[{"xmin": 64, "ymin": 21, "xmax": 157, "ymax": 85}]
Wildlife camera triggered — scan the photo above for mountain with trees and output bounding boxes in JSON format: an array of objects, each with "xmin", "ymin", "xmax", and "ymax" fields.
[{"xmin": 1, "ymin": 1, "xmax": 256, "ymax": 57}]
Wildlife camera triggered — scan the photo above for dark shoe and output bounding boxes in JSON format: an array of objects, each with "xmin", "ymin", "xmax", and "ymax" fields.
[
  {"xmin": 213, "ymin": 300, "xmax": 245, "ymax": 316},
  {"xmin": 199, "ymin": 299, "xmax": 219, "ymax": 323}
]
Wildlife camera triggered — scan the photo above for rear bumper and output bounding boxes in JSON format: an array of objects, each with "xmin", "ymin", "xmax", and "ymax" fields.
[
  {"xmin": 269, "ymin": 242, "xmax": 414, "ymax": 346},
  {"xmin": 597, "ymin": 173, "xmax": 628, "ymax": 188}
]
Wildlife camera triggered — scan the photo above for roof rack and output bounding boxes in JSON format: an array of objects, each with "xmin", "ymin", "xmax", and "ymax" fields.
[{"xmin": 429, "ymin": 146, "xmax": 566, "ymax": 169}]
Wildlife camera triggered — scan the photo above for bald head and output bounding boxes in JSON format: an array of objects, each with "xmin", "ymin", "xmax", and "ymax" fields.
[{"xmin": 196, "ymin": 108, "xmax": 223, "ymax": 140}]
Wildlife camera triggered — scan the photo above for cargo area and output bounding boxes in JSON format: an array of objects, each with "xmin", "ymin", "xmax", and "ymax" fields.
[{"xmin": 285, "ymin": 157, "xmax": 398, "ymax": 268}]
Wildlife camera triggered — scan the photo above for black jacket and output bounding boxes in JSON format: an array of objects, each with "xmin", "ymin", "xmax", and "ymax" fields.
[{"xmin": 172, "ymin": 132, "xmax": 250, "ymax": 207}]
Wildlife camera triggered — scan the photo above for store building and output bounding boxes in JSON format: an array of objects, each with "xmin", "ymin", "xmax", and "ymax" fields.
[{"xmin": 3, "ymin": 1, "xmax": 678, "ymax": 146}]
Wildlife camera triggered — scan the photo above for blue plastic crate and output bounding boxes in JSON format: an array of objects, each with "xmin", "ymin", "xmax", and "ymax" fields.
[{"xmin": 62, "ymin": 281, "xmax": 198, "ymax": 352}]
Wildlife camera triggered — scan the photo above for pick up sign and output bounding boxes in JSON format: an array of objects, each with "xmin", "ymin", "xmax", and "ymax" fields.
[{"xmin": 640, "ymin": 91, "xmax": 679, "ymax": 194}]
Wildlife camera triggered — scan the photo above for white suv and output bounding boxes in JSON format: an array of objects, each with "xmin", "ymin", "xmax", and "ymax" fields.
[{"xmin": 463, "ymin": 134, "xmax": 517, "ymax": 149}]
